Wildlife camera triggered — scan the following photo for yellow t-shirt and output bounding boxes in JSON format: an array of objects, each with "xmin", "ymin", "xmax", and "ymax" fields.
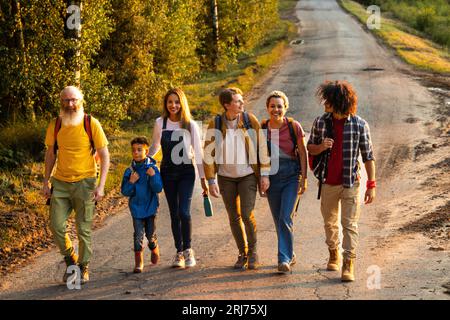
[{"xmin": 45, "ymin": 116, "xmax": 108, "ymax": 182}]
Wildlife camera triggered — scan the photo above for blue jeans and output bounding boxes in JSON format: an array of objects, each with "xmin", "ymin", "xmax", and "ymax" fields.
[
  {"xmin": 161, "ymin": 165, "xmax": 195, "ymax": 252},
  {"xmin": 133, "ymin": 216, "xmax": 157, "ymax": 252},
  {"xmin": 267, "ymin": 158, "xmax": 299, "ymax": 264}
]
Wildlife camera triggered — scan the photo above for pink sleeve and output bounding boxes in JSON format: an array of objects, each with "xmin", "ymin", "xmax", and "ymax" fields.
[{"xmin": 294, "ymin": 121, "xmax": 305, "ymax": 138}]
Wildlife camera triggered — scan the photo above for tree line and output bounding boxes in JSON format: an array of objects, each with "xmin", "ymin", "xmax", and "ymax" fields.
[{"xmin": 0, "ymin": 0, "xmax": 279, "ymax": 130}]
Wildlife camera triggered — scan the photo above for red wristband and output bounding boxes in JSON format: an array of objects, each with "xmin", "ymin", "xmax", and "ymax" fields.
[{"xmin": 366, "ymin": 180, "xmax": 376, "ymax": 189}]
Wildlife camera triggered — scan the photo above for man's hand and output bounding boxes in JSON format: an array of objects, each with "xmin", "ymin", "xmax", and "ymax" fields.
[
  {"xmin": 321, "ymin": 138, "xmax": 334, "ymax": 151},
  {"xmin": 93, "ymin": 185, "xmax": 105, "ymax": 202},
  {"xmin": 42, "ymin": 181, "xmax": 51, "ymax": 199},
  {"xmin": 129, "ymin": 171, "xmax": 139, "ymax": 184},
  {"xmin": 209, "ymin": 183, "xmax": 220, "ymax": 198},
  {"xmin": 364, "ymin": 188, "xmax": 375, "ymax": 204},
  {"xmin": 146, "ymin": 167, "xmax": 155, "ymax": 177}
]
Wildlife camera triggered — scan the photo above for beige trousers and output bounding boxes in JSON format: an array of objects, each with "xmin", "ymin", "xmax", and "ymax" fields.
[{"xmin": 320, "ymin": 182, "xmax": 360, "ymax": 259}]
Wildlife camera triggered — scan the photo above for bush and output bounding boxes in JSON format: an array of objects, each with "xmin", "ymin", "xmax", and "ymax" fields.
[
  {"xmin": 0, "ymin": 120, "xmax": 47, "ymax": 169},
  {"xmin": 415, "ymin": 7, "xmax": 436, "ymax": 32}
]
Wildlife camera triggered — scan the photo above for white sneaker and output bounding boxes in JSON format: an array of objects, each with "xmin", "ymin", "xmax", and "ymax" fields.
[
  {"xmin": 172, "ymin": 252, "xmax": 185, "ymax": 268},
  {"xmin": 184, "ymin": 248, "xmax": 196, "ymax": 268},
  {"xmin": 278, "ymin": 262, "xmax": 291, "ymax": 273}
]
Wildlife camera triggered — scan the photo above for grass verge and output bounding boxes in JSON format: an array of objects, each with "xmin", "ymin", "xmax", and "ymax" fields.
[{"xmin": 339, "ymin": 0, "xmax": 450, "ymax": 74}]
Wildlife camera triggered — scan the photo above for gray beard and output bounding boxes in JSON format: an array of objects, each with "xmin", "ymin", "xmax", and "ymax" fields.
[{"xmin": 60, "ymin": 106, "xmax": 84, "ymax": 127}]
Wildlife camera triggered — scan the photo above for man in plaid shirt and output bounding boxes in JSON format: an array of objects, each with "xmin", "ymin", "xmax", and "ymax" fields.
[{"xmin": 307, "ymin": 80, "xmax": 376, "ymax": 282}]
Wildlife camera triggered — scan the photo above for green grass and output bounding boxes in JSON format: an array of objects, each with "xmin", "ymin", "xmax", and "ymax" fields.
[
  {"xmin": 339, "ymin": 0, "xmax": 450, "ymax": 74},
  {"xmin": 278, "ymin": 0, "xmax": 299, "ymax": 15}
]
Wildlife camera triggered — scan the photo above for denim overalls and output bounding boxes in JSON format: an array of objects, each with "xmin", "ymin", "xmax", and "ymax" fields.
[
  {"xmin": 266, "ymin": 133, "xmax": 300, "ymax": 265},
  {"xmin": 160, "ymin": 117, "xmax": 195, "ymax": 252}
]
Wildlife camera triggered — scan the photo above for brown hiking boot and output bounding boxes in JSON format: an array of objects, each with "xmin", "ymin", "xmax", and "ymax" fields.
[
  {"xmin": 80, "ymin": 264, "xmax": 89, "ymax": 284},
  {"xmin": 248, "ymin": 252, "xmax": 260, "ymax": 270},
  {"xmin": 134, "ymin": 251, "xmax": 144, "ymax": 273},
  {"xmin": 150, "ymin": 245, "xmax": 160, "ymax": 265},
  {"xmin": 341, "ymin": 258, "xmax": 355, "ymax": 282},
  {"xmin": 234, "ymin": 253, "xmax": 248, "ymax": 270},
  {"xmin": 62, "ymin": 252, "xmax": 78, "ymax": 283},
  {"xmin": 327, "ymin": 248, "xmax": 341, "ymax": 271}
]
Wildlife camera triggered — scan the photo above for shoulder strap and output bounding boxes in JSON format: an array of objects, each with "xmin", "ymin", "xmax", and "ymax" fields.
[
  {"xmin": 324, "ymin": 115, "xmax": 334, "ymax": 139},
  {"xmin": 162, "ymin": 117, "xmax": 167, "ymax": 130},
  {"xmin": 286, "ymin": 117, "xmax": 299, "ymax": 158},
  {"xmin": 53, "ymin": 117, "xmax": 62, "ymax": 155},
  {"xmin": 261, "ymin": 119, "xmax": 268, "ymax": 130},
  {"xmin": 83, "ymin": 114, "xmax": 96, "ymax": 155},
  {"xmin": 242, "ymin": 111, "xmax": 251, "ymax": 130},
  {"xmin": 214, "ymin": 114, "xmax": 222, "ymax": 131},
  {"xmin": 261, "ymin": 119, "xmax": 271, "ymax": 156},
  {"xmin": 261, "ymin": 119, "xmax": 270, "ymax": 142}
]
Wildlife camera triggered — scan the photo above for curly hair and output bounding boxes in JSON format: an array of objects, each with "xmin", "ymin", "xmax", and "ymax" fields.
[{"xmin": 316, "ymin": 80, "xmax": 358, "ymax": 116}]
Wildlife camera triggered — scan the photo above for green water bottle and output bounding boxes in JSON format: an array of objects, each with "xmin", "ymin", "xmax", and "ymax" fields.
[{"xmin": 203, "ymin": 191, "xmax": 213, "ymax": 217}]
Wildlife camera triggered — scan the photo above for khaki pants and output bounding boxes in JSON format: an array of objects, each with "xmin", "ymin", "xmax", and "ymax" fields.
[
  {"xmin": 320, "ymin": 182, "xmax": 360, "ymax": 259},
  {"xmin": 49, "ymin": 177, "xmax": 96, "ymax": 266},
  {"xmin": 218, "ymin": 174, "xmax": 258, "ymax": 255}
]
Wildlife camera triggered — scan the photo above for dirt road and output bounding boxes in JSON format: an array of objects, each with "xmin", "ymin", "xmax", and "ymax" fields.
[{"xmin": 0, "ymin": 0, "xmax": 448, "ymax": 300}]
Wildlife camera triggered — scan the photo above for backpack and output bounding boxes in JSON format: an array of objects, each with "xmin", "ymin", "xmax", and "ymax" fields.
[
  {"xmin": 53, "ymin": 114, "xmax": 97, "ymax": 158},
  {"xmin": 309, "ymin": 115, "xmax": 333, "ymax": 199},
  {"xmin": 261, "ymin": 117, "xmax": 299, "ymax": 160},
  {"xmin": 214, "ymin": 111, "xmax": 252, "ymax": 131}
]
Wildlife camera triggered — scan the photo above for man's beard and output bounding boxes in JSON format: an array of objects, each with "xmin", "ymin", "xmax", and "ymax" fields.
[{"xmin": 60, "ymin": 105, "xmax": 84, "ymax": 127}]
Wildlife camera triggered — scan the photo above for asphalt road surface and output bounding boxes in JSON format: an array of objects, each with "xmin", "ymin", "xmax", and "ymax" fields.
[{"xmin": 0, "ymin": 0, "xmax": 448, "ymax": 300}]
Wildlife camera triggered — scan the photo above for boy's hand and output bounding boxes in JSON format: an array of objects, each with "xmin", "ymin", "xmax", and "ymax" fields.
[
  {"xmin": 129, "ymin": 171, "xmax": 140, "ymax": 183},
  {"xmin": 146, "ymin": 167, "xmax": 155, "ymax": 177}
]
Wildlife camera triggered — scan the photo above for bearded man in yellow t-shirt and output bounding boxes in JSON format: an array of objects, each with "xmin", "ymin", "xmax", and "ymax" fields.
[{"xmin": 42, "ymin": 86, "xmax": 110, "ymax": 285}]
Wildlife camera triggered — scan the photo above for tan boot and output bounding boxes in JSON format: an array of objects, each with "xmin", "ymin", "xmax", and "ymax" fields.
[
  {"xmin": 80, "ymin": 264, "xmax": 90, "ymax": 284},
  {"xmin": 150, "ymin": 245, "xmax": 160, "ymax": 265},
  {"xmin": 341, "ymin": 257, "xmax": 355, "ymax": 282},
  {"xmin": 327, "ymin": 248, "xmax": 341, "ymax": 271},
  {"xmin": 62, "ymin": 252, "xmax": 78, "ymax": 283},
  {"xmin": 134, "ymin": 251, "xmax": 144, "ymax": 273}
]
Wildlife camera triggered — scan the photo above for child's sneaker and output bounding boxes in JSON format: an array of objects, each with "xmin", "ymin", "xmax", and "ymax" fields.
[
  {"xmin": 172, "ymin": 252, "xmax": 185, "ymax": 268},
  {"xmin": 150, "ymin": 245, "xmax": 160, "ymax": 265},
  {"xmin": 184, "ymin": 248, "xmax": 196, "ymax": 268}
]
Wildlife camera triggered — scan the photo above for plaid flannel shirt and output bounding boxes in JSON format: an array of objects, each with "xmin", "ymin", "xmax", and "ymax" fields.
[{"xmin": 307, "ymin": 113, "xmax": 375, "ymax": 188}]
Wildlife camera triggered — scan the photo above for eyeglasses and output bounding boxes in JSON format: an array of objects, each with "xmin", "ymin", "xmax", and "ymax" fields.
[{"xmin": 63, "ymin": 98, "xmax": 79, "ymax": 103}]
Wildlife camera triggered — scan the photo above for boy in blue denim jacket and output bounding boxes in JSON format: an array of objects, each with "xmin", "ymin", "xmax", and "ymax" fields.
[{"xmin": 121, "ymin": 137, "xmax": 163, "ymax": 273}]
